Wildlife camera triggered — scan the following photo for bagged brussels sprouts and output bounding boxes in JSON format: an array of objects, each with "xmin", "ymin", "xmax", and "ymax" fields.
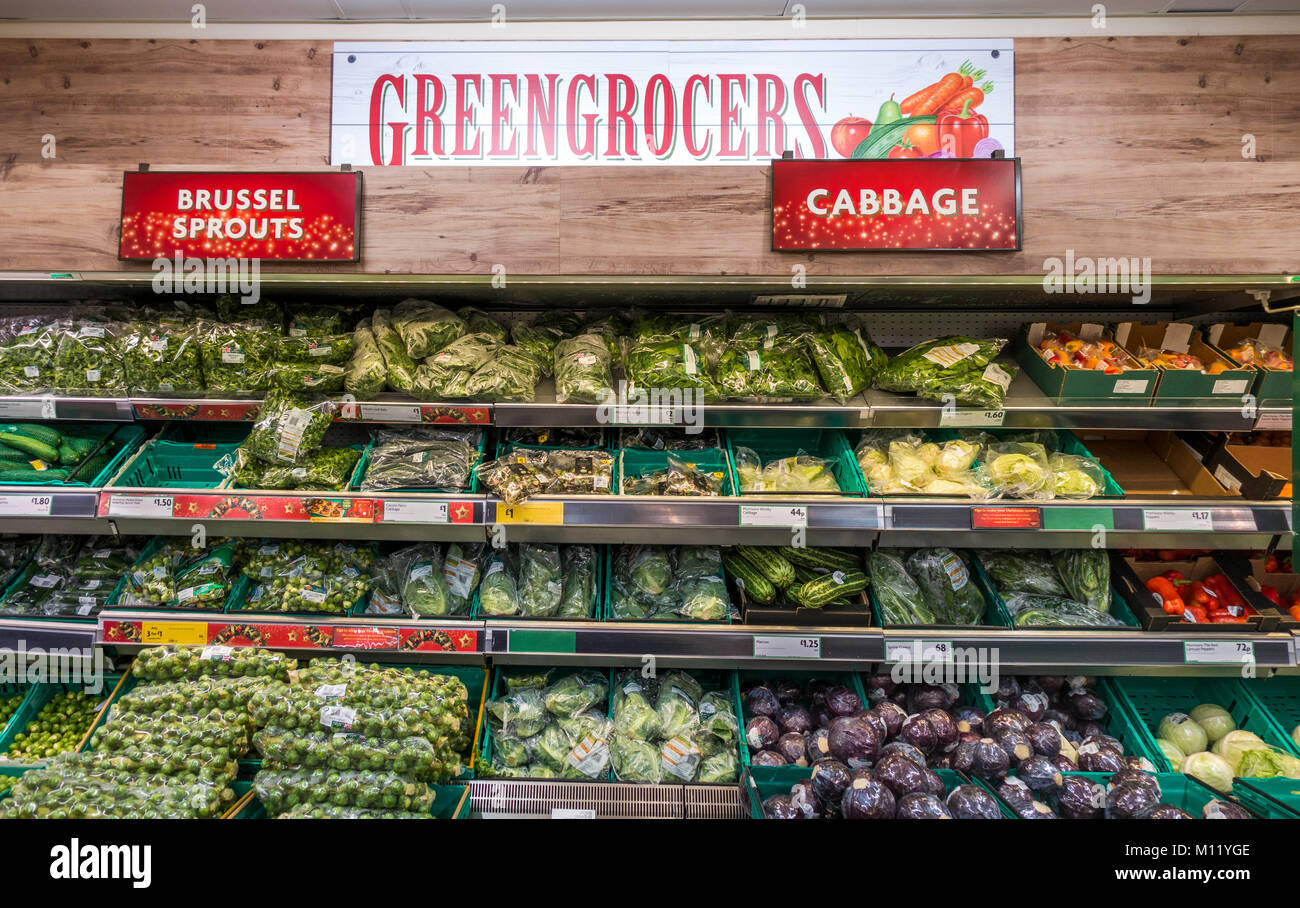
[
  {"xmin": 54, "ymin": 321, "xmax": 128, "ymax": 392},
  {"xmin": 195, "ymin": 319, "xmax": 276, "ymax": 394},
  {"xmin": 392, "ymin": 298, "xmax": 467, "ymax": 360},
  {"xmin": 0, "ymin": 316, "xmax": 60, "ymax": 392},
  {"xmin": 553, "ymin": 333, "xmax": 614, "ymax": 403},
  {"xmin": 131, "ymin": 643, "xmax": 294, "ymax": 681},
  {"xmin": 904, "ymin": 548, "xmax": 986, "ymax": 625},
  {"xmin": 120, "ymin": 320, "xmax": 204, "ymax": 394},
  {"xmin": 370, "ymin": 308, "xmax": 417, "ymax": 391},
  {"xmin": 876, "ymin": 336, "xmax": 1017, "ymax": 409},
  {"xmin": 806, "ymin": 324, "xmax": 885, "ymax": 402},
  {"xmin": 344, "ymin": 319, "xmax": 388, "ymax": 400},
  {"xmin": 243, "ymin": 392, "xmax": 337, "ymax": 465},
  {"xmin": 255, "ymin": 765, "xmax": 436, "ymax": 815},
  {"xmin": 461, "ymin": 344, "xmax": 544, "ymax": 401}
]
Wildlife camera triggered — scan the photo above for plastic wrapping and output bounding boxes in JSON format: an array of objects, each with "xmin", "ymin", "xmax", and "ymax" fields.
[
  {"xmin": 411, "ymin": 332, "xmax": 500, "ymax": 399},
  {"xmin": 344, "ymin": 318, "xmax": 388, "ymax": 400},
  {"xmin": 1034, "ymin": 329, "xmax": 1139, "ymax": 372},
  {"xmin": 903, "ymin": 548, "xmax": 986, "ymax": 625},
  {"xmin": 624, "ymin": 338, "xmax": 718, "ymax": 398},
  {"xmin": 278, "ymin": 804, "xmax": 433, "ymax": 819},
  {"xmin": 869, "ymin": 549, "xmax": 936, "ymax": 624},
  {"xmin": 1048, "ymin": 453, "xmax": 1105, "ymax": 500},
  {"xmin": 370, "ymin": 308, "xmax": 416, "ymax": 391},
  {"xmin": 286, "ymin": 305, "xmax": 346, "ymax": 337},
  {"xmin": 855, "ymin": 431, "xmax": 990, "ymax": 498},
  {"xmin": 876, "ymin": 336, "xmax": 1018, "ymax": 408},
  {"xmin": 255, "ymin": 764, "xmax": 436, "ymax": 815},
  {"xmin": 609, "ymin": 545, "xmax": 731, "ymax": 622},
  {"xmin": 53, "ymin": 320, "xmax": 128, "ymax": 392},
  {"xmin": 271, "ymin": 332, "xmax": 355, "ymax": 366},
  {"xmin": 734, "ymin": 447, "xmax": 841, "ymax": 493},
  {"xmin": 806, "ymin": 324, "xmax": 886, "ymax": 402},
  {"xmin": 392, "ymin": 298, "xmax": 467, "ymax": 360},
  {"xmin": 360, "ymin": 426, "xmax": 482, "ymax": 492},
  {"xmin": 195, "ymin": 319, "xmax": 276, "ymax": 393},
  {"xmin": 462, "ymin": 344, "xmax": 543, "ymax": 401},
  {"xmin": 1223, "ymin": 337, "xmax": 1292, "ymax": 370},
  {"xmin": 230, "ymin": 445, "xmax": 359, "ymax": 491},
  {"xmin": 255, "ymin": 725, "xmax": 446, "ymax": 780},
  {"xmin": 1052, "ymin": 548, "xmax": 1111, "ymax": 614},
  {"xmin": 1003, "ymin": 592, "xmax": 1125, "ymax": 628},
  {"xmin": 242, "ymin": 542, "xmax": 371, "ymax": 614},
  {"xmin": 0, "ymin": 316, "xmax": 60, "ymax": 392},
  {"xmin": 269, "ymin": 362, "xmax": 346, "ymax": 393},
  {"xmin": 243, "ymin": 392, "xmax": 337, "ymax": 465},
  {"xmin": 607, "ymin": 670, "xmax": 736, "ymax": 784},
  {"xmin": 620, "ymin": 426, "xmax": 719, "ymax": 451},
  {"xmin": 457, "ymin": 306, "xmax": 508, "ymax": 343},
  {"xmin": 3, "ymin": 761, "xmax": 236, "ymax": 819},
  {"xmin": 121, "ymin": 320, "xmax": 204, "ymax": 393},
  {"xmin": 475, "ymin": 446, "xmax": 614, "ymax": 504},
  {"xmin": 979, "ymin": 442, "xmax": 1052, "ymax": 500},
  {"xmin": 476, "ymin": 543, "xmax": 596, "ymax": 618},
  {"xmin": 977, "ymin": 550, "xmax": 1069, "ymax": 598},
  {"xmin": 621, "ymin": 455, "xmax": 726, "ymax": 496},
  {"xmin": 215, "ymin": 294, "xmax": 282, "ymax": 325},
  {"xmin": 511, "ymin": 322, "xmax": 565, "ymax": 371},
  {"xmin": 553, "ymin": 333, "xmax": 614, "ymax": 403},
  {"xmin": 116, "ymin": 676, "xmax": 267, "ymax": 714},
  {"xmin": 131, "ymin": 644, "xmax": 295, "ymax": 682}
]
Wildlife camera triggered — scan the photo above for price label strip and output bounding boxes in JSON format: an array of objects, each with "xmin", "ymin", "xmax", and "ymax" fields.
[
  {"xmin": 939, "ymin": 409, "xmax": 1006, "ymax": 428},
  {"xmin": 753, "ymin": 635, "xmax": 821, "ymax": 659},
  {"xmin": 1144, "ymin": 509, "xmax": 1213, "ymax": 532},
  {"xmin": 140, "ymin": 621, "xmax": 208, "ymax": 646},
  {"xmin": 496, "ymin": 502, "xmax": 564, "ymax": 524},
  {"xmin": 739, "ymin": 504, "xmax": 808, "ymax": 528},
  {"xmin": 1183, "ymin": 640, "xmax": 1255, "ymax": 665},
  {"xmin": 380, "ymin": 500, "xmax": 449, "ymax": 523},
  {"xmin": 357, "ymin": 403, "xmax": 423, "ymax": 423},
  {"xmin": 0, "ymin": 494, "xmax": 53, "ymax": 517},
  {"xmin": 885, "ymin": 640, "xmax": 955, "ymax": 663},
  {"xmin": 107, "ymin": 495, "xmax": 175, "ymax": 518}
]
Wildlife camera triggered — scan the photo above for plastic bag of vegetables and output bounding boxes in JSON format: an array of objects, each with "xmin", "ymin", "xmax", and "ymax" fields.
[
  {"xmin": 806, "ymin": 324, "xmax": 885, "ymax": 402},
  {"xmin": 1002, "ymin": 592, "xmax": 1125, "ymax": 627},
  {"xmin": 621, "ymin": 455, "xmax": 726, "ymax": 496},
  {"xmin": 393, "ymin": 543, "xmax": 452, "ymax": 617},
  {"xmin": 625, "ymin": 338, "xmax": 718, "ymax": 398},
  {"xmin": 559, "ymin": 545, "xmax": 597, "ymax": 618},
  {"xmin": 391, "ymin": 299, "xmax": 466, "ymax": 360},
  {"xmin": 216, "ymin": 294, "xmax": 282, "ymax": 326},
  {"xmin": 274, "ymin": 332, "xmax": 355, "ymax": 366},
  {"xmin": 475, "ymin": 446, "xmax": 613, "ymax": 504},
  {"xmin": 54, "ymin": 321, "xmax": 128, "ymax": 392},
  {"xmin": 610, "ymin": 545, "xmax": 677, "ymax": 619},
  {"xmin": 511, "ymin": 322, "xmax": 565, "ymax": 373},
  {"xmin": 977, "ymin": 550, "xmax": 1068, "ymax": 597},
  {"xmin": 234, "ymin": 445, "xmax": 360, "ymax": 491},
  {"xmin": 517, "ymin": 544, "xmax": 564, "ymax": 617},
  {"xmin": 285, "ymin": 304, "xmax": 346, "ymax": 338},
  {"xmin": 121, "ymin": 321, "xmax": 204, "ymax": 394},
  {"xmin": 734, "ymin": 446, "xmax": 841, "ymax": 493},
  {"xmin": 875, "ymin": 336, "xmax": 1017, "ymax": 408},
  {"xmin": 243, "ymin": 392, "xmax": 337, "ymax": 465},
  {"xmin": 553, "ymin": 334, "xmax": 614, "ymax": 403},
  {"xmin": 478, "ymin": 554, "xmax": 520, "ymax": 616},
  {"xmin": 904, "ymin": 548, "xmax": 986, "ymax": 625},
  {"xmin": 980, "ymin": 442, "xmax": 1052, "ymax": 499},
  {"xmin": 868, "ymin": 549, "xmax": 935, "ymax": 624},
  {"xmin": 1052, "ymin": 549, "xmax": 1110, "ymax": 614},
  {"xmin": 370, "ymin": 308, "xmax": 416, "ymax": 392},
  {"xmin": 411, "ymin": 332, "xmax": 500, "ymax": 399},
  {"xmin": 1048, "ymin": 453, "xmax": 1105, "ymax": 500},
  {"xmin": 344, "ymin": 318, "xmax": 387, "ymax": 400},
  {"xmin": 360, "ymin": 427, "xmax": 482, "ymax": 492},
  {"xmin": 270, "ymin": 362, "xmax": 347, "ymax": 393},
  {"xmin": 456, "ymin": 306, "xmax": 508, "ymax": 344},
  {"xmin": 462, "ymin": 344, "xmax": 543, "ymax": 401},
  {"xmin": 195, "ymin": 319, "xmax": 275, "ymax": 394}
]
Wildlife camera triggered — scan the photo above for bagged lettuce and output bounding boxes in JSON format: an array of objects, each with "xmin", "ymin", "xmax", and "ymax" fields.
[
  {"xmin": 1049, "ymin": 453, "xmax": 1105, "ymax": 500},
  {"xmin": 625, "ymin": 338, "xmax": 718, "ymax": 399},
  {"xmin": 980, "ymin": 442, "xmax": 1052, "ymax": 499},
  {"xmin": 806, "ymin": 324, "xmax": 885, "ymax": 402},
  {"xmin": 456, "ymin": 307, "xmax": 508, "ymax": 344},
  {"xmin": 392, "ymin": 299, "xmax": 466, "ymax": 359},
  {"xmin": 553, "ymin": 334, "xmax": 614, "ymax": 404},
  {"xmin": 370, "ymin": 308, "xmax": 416, "ymax": 392},
  {"xmin": 270, "ymin": 362, "xmax": 346, "ymax": 393},
  {"xmin": 733, "ymin": 447, "xmax": 840, "ymax": 493},
  {"xmin": 876, "ymin": 336, "xmax": 1017, "ymax": 408},
  {"xmin": 511, "ymin": 322, "xmax": 565, "ymax": 373},
  {"xmin": 1052, "ymin": 548, "xmax": 1110, "ymax": 614},
  {"xmin": 344, "ymin": 319, "xmax": 387, "ymax": 400},
  {"xmin": 285, "ymin": 304, "xmax": 346, "ymax": 337},
  {"xmin": 462, "ymin": 344, "xmax": 543, "ymax": 401},
  {"xmin": 978, "ymin": 550, "xmax": 1068, "ymax": 598},
  {"xmin": 411, "ymin": 332, "xmax": 499, "ymax": 399}
]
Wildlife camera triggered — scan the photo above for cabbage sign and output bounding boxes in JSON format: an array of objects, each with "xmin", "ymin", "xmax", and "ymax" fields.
[{"xmin": 330, "ymin": 39, "xmax": 1014, "ymax": 166}]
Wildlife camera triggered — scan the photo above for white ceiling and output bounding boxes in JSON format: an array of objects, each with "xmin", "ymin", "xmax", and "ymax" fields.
[{"xmin": 1, "ymin": 0, "xmax": 1298, "ymax": 19}]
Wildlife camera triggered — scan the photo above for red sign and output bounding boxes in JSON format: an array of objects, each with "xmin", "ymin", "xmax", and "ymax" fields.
[
  {"xmin": 100, "ymin": 619, "xmax": 334, "ymax": 649},
  {"xmin": 972, "ymin": 507, "xmax": 1042, "ymax": 529},
  {"xmin": 120, "ymin": 171, "xmax": 362, "ymax": 261},
  {"xmin": 771, "ymin": 158, "xmax": 1020, "ymax": 251},
  {"xmin": 333, "ymin": 626, "xmax": 402, "ymax": 650}
]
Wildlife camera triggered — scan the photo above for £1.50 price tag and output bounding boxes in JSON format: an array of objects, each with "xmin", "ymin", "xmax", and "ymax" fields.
[{"xmin": 107, "ymin": 495, "xmax": 175, "ymax": 518}]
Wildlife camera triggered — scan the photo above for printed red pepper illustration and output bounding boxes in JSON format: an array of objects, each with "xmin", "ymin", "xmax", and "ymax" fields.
[{"xmin": 938, "ymin": 98, "xmax": 990, "ymax": 157}]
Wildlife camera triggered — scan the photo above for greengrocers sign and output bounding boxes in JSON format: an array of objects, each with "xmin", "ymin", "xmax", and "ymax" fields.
[{"xmin": 330, "ymin": 40, "xmax": 1014, "ymax": 166}]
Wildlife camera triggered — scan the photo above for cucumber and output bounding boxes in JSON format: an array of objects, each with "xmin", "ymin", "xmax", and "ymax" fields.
[
  {"xmin": 1, "ymin": 424, "xmax": 62, "ymax": 447},
  {"xmin": 72, "ymin": 451, "xmax": 114, "ymax": 481},
  {"xmin": 0, "ymin": 432, "xmax": 59, "ymax": 463},
  {"xmin": 0, "ymin": 468, "xmax": 68, "ymax": 482},
  {"xmin": 0, "ymin": 460, "xmax": 37, "ymax": 472},
  {"xmin": 723, "ymin": 553, "xmax": 776, "ymax": 605},
  {"xmin": 851, "ymin": 115, "xmax": 937, "ymax": 159},
  {"xmin": 57, "ymin": 443, "xmax": 79, "ymax": 465},
  {"xmin": 792, "ymin": 570, "xmax": 868, "ymax": 609},
  {"xmin": 61, "ymin": 435, "xmax": 100, "ymax": 456},
  {"xmin": 735, "ymin": 546, "xmax": 796, "ymax": 590},
  {"xmin": 779, "ymin": 546, "xmax": 862, "ymax": 574}
]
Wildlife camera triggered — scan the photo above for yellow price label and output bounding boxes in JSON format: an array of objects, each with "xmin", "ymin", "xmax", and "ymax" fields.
[
  {"xmin": 140, "ymin": 621, "xmax": 208, "ymax": 646},
  {"xmin": 496, "ymin": 502, "xmax": 565, "ymax": 524}
]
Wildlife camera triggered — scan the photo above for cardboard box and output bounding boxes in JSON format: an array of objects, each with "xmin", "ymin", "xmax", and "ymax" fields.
[
  {"xmin": 1017, "ymin": 322, "xmax": 1157, "ymax": 406},
  {"xmin": 1075, "ymin": 430, "xmax": 1238, "ymax": 497},
  {"xmin": 740, "ymin": 590, "xmax": 874, "ymax": 628},
  {"xmin": 1112, "ymin": 553, "xmax": 1275, "ymax": 631},
  {"xmin": 1115, "ymin": 322, "xmax": 1258, "ymax": 407},
  {"xmin": 1240, "ymin": 557, "xmax": 1299, "ymax": 630},
  {"xmin": 1205, "ymin": 322, "xmax": 1293, "ymax": 405},
  {"xmin": 1204, "ymin": 441, "xmax": 1291, "ymax": 500}
]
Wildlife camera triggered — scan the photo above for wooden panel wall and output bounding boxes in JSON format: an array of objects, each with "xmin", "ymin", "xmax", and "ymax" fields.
[{"xmin": 0, "ymin": 35, "xmax": 1296, "ymax": 275}]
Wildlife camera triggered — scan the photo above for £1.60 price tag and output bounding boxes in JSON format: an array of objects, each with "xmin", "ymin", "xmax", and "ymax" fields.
[
  {"xmin": 753, "ymin": 635, "xmax": 821, "ymax": 659},
  {"xmin": 0, "ymin": 494, "xmax": 53, "ymax": 516},
  {"xmin": 939, "ymin": 409, "xmax": 1005, "ymax": 428}
]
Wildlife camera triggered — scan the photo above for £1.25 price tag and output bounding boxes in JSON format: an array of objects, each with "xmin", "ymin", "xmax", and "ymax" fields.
[{"xmin": 753, "ymin": 635, "xmax": 821, "ymax": 659}]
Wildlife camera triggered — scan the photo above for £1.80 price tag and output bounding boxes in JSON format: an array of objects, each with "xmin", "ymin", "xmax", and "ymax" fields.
[{"xmin": 0, "ymin": 494, "xmax": 53, "ymax": 516}]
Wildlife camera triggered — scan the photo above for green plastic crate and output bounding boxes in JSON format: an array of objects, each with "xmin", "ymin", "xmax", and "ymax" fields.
[
  {"xmin": 110, "ymin": 536, "xmax": 249, "ymax": 614},
  {"xmin": 737, "ymin": 670, "xmax": 866, "ymax": 785},
  {"xmin": 0, "ymin": 673, "xmax": 123, "ymax": 766},
  {"xmin": 602, "ymin": 545, "xmax": 733, "ymax": 624},
  {"xmin": 969, "ymin": 551, "xmax": 1141, "ymax": 629},
  {"xmin": 1234, "ymin": 778, "xmax": 1300, "ymax": 818},
  {"xmin": 110, "ymin": 438, "xmax": 242, "ymax": 489},
  {"xmin": 745, "ymin": 767, "xmax": 1015, "ymax": 818},
  {"xmin": 617, "ymin": 446, "xmax": 736, "ymax": 496},
  {"xmin": 0, "ymin": 685, "xmax": 28, "ymax": 740},
  {"xmin": 726, "ymin": 428, "xmax": 865, "ymax": 497},
  {"xmin": 1104, "ymin": 676, "xmax": 1298, "ymax": 791},
  {"xmin": 1238, "ymin": 677, "xmax": 1300, "ymax": 755},
  {"xmin": 0, "ymin": 423, "xmax": 145, "ymax": 487},
  {"xmin": 998, "ymin": 771, "xmax": 1264, "ymax": 818},
  {"xmin": 226, "ymin": 782, "xmax": 472, "ymax": 819}
]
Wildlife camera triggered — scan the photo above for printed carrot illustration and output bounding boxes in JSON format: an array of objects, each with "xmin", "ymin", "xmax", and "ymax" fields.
[
  {"xmin": 900, "ymin": 60, "xmax": 979, "ymax": 116},
  {"xmin": 940, "ymin": 81, "xmax": 994, "ymax": 115}
]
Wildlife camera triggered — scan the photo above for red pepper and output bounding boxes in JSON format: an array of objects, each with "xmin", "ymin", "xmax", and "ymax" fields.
[
  {"xmin": 1265, "ymin": 554, "xmax": 1279, "ymax": 573},
  {"xmin": 1260, "ymin": 585, "xmax": 1282, "ymax": 606},
  {"xmin": 1185, "ymin": 581, "xmax": 1213, "ymax": 607},
  {"xmin": 936, "ymin": 99, "xmax": 988, "ymax": 157},
  {"xmin": 1182, "ymin": 605, "xmax": 1208, "ymax": 623},
  {"xmin": 1211, "ymin": 614, "xmax": 1244, "ymax": 624},
  {"xmin": 1162, "ymin": 569, "xmax": 1186, "ymax": 582},
  {"xmin": 1146, "ymin": 576, "xmax": 1184, "ymax": 614}
]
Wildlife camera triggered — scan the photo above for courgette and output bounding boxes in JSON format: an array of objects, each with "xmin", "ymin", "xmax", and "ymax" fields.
[
  {"xmin": 792, "ymin": 570, "xmax": 868, "ymax": 609},
  {"xmin": 779, "ymin": 546, "xmax": 862, "ymax": 573},
  {"xmin": 723, "ymin": 553, "xmax": 776, "ymax": 605},
  {"xmin": 1, "ymin": 424, "xmax": 62, "ymax": 447},
  {"xmin": 0, "ymin": 432, "xmax": 59, "ymax": 463},
  {"xmin": 61, "ymin": 435, "xmax": 101, "ymax": 456},
  {"xmin": 851, "ymin": 115, "xmax": 937, "ymax": 159},
  {"xmin": 734, "ymin": 546, "xmax": 796, "ymax": 590},
  {"xmin": 0, "ymin": 467, "xmax": 68, "ymax": 482}
]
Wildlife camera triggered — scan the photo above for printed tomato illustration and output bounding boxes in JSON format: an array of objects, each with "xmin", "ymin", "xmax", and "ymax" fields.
[{"xmin": 830, "ymin": 115, "xmax": 872, "ymax": 157}]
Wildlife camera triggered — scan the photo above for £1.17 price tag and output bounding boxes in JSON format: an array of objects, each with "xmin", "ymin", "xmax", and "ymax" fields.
[{"xmin": 1144, "ymin": 509, "xmax": 1213, "ymax": 532}]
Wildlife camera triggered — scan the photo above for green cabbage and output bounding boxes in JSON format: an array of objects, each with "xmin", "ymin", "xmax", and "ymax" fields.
[
  {"xmin": 1160, "ymin": 713, "xmax": 1209, "ymax": 757},
  {"xmin": 1189, "ymin": 704, "xmax": 1236, "ymax": 744},
  {"xmin": 1181, "ymin": 751, "xmax": 1234, "ymax": 793}
]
